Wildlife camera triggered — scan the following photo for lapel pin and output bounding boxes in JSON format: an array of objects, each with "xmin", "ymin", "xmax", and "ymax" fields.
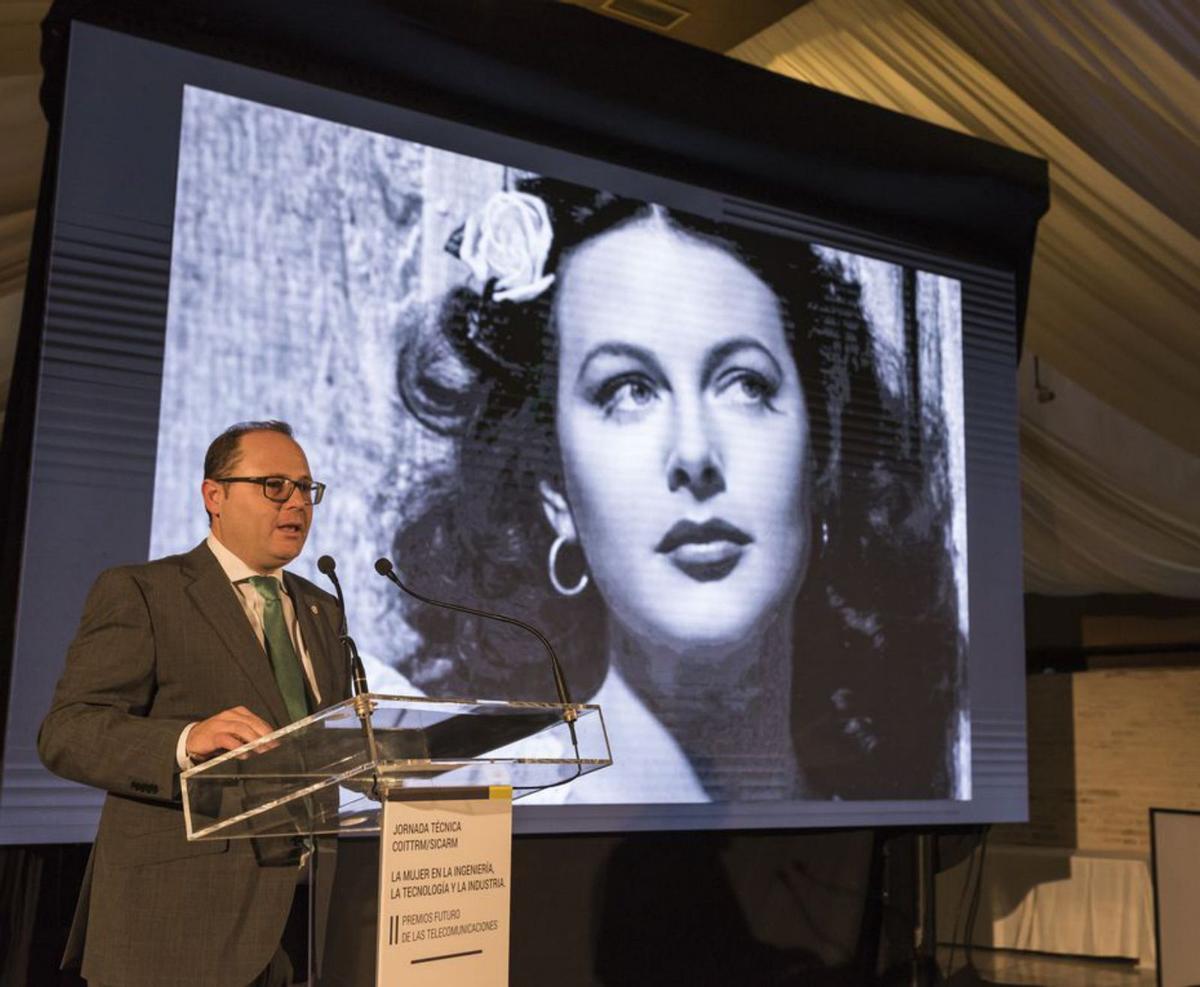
[{"xmin": 310, "ymin": 604, "xmax": 319, "ymax": 615}]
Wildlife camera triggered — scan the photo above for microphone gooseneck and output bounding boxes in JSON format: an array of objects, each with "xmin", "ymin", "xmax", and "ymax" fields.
[
  {"xmin": 373, "ymin": 557, "xmax": 575, "ymax": 709},
  {"xmin": 374, "ymin": 556, "xmax": 582, "ymax": 789},
  {"xmin": 318, "ymin": 554, "xmax": 380, "ymax": 793},
  {"xmin": 316, "ymin": 554, "xmax": 368, "ymax": 699},
  {"xmin": 316, "ymin": 555, "xmax": 348, "ymax": 638}
]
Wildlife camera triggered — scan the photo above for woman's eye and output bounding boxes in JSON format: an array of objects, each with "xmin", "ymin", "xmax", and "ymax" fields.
[
  {"xmin": 597, "ymin": 375, "xmax": 659, "ymax": 415},
  {"xmin": 717, "ymin": 370, "xmax": 778, "ymax": 407}
]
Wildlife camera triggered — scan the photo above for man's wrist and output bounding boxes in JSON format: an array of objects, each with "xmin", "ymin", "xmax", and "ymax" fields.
[{"xmin": 176, "ymin": 722, "xmax": 204, "ymax": 769}]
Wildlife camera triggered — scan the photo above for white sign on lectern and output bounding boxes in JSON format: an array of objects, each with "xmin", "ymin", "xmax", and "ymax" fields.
[{"xmin": 377, "ymin": 787, "xmax": 513, "ymax": 985}]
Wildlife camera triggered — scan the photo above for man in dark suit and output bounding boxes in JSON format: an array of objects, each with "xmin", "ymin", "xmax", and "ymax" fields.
[{"xmin": 39, "ymin": 420, "xmax": 349, "ymax": 987}]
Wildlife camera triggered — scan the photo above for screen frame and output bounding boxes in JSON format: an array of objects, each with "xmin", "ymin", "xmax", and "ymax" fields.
[{"xmin": 0, "ymin": 7, "xmax": 1039, "ymax": 842}]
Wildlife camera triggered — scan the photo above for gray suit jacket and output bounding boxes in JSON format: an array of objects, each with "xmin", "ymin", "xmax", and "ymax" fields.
[{"xmin": 38, "ymin": 541, "xmax": 349, "ymax": 987}]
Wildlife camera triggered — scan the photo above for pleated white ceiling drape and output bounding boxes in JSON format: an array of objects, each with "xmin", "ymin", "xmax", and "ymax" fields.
[{"xmin": 0, "ymin": 0, "xmax": 1196, "ymax": 596}]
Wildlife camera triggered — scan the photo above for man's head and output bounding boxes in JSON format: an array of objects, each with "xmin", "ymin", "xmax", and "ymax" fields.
[{"xmin": 201, "ymin": 421, "xmax": 315, "ymax": 573}]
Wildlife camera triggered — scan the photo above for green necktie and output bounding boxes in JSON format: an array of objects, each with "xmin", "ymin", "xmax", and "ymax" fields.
[{"xmin": 247, "ymin": 576, "xmax": 310, "ymax": 723}]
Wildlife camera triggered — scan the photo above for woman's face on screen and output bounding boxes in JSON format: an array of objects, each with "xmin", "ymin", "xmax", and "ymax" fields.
[{"xmin": 544, "ymin": 218, "xmax": 810, "ymax": 655}]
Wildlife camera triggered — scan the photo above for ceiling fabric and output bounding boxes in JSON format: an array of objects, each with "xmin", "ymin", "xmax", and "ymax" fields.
[
  {"xmin": 0, "ymin": 0, "xmax": 1196, "ymax": 596},
  {"xmin": 0, "ymin": 71, "xmax": 42, "ymax": 436},
  {"xmin": 1020, "ymin": 355, "xmax": 1200, "ymax": 597},
  {"xmin": 733, "ymin": 0, "xmax": 1200, "ymax": 597},
  {"xmin": 0, "ymin": 1, "xmax": 48, "ymax": 435}
]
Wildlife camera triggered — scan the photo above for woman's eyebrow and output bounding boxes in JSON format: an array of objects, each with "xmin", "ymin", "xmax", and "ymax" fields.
[
  {"xmin": 702, "ymin": 337, "xmax": 784, "ymax": 383},
  {"xmin": 576, "ymin": 342, "xmax": 665, "ymax": 383}
]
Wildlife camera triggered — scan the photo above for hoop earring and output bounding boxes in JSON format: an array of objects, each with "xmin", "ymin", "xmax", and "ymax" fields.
[{"xmin": 548, "ymin": 535, "xmax": 589, "ymax": 597}]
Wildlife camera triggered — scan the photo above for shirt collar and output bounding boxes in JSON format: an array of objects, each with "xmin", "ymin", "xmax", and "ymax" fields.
[{"xmin": 206, "ymin": 532, "xmax": 285, "ymax": 586}]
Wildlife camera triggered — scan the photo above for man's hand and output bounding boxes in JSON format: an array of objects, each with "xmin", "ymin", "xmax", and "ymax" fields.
[{"xmin": 186, "ymin": 706, "xmax": 275, "ymax": 761}]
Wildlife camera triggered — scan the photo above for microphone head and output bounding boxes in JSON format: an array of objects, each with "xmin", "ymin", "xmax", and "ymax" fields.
[
  {"xmin": 317, "ymin": 555, "xmax": 337, "ymax": 575},
  {"xmin": 373, "ymin": 557, "xmax": 394, "ymax": 577}
]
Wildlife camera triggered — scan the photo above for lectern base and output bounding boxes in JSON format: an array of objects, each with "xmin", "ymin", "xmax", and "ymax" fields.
[{"xmin": 317, "ymin": 835, "xmax": 379, "ymax": 987}]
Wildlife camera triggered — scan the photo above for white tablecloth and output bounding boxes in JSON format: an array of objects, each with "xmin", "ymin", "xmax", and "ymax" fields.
[{"xmin": 936, "ymin": 843, "xmax": 1156, "ymax": 968}]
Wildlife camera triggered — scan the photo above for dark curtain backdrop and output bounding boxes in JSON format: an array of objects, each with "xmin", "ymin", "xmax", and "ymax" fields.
[{"xmin": 1, "ymin": 831, "xmax": 940, "ymax": 986}]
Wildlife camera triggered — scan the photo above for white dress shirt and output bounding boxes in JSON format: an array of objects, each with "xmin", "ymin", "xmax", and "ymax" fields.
[{"xmin": 175, "ymin": 534, "xmax": 322, "ymax": 769}]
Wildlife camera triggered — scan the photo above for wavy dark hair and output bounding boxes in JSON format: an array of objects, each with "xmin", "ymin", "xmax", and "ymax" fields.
[{"xmin": 393, "ymin": 175, "xmax": 965, "ymax": 799}]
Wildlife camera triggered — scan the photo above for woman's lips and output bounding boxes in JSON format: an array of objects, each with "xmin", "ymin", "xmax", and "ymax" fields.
[
  {"xmin": 655, "ymin": 519, "xmax": 752, "ymax": 582},
  {"xmin": 665, "ymin": 541, "xmax": 747, "ymax": 582}
]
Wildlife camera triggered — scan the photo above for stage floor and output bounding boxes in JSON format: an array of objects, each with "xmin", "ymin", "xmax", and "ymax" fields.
[{"xmin": 939, "ymin": 946, "xmax": 1156, "ymax": 987}]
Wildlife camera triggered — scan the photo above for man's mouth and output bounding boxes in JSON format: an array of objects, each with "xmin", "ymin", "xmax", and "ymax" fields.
[{"xmin": 277, "ymin": 522, "xmax": 304, "ymax": 535}]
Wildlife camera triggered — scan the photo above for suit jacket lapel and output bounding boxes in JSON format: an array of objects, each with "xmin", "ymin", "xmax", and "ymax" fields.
[
  {"xmin": 287, "ymin": 573, "xmax": 342, "ymax": 710},
  {"xmin": 181, "ymin": 542, "xmax": 291, "ymax": 728}
]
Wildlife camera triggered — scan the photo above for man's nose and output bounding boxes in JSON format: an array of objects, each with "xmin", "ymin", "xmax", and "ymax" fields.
[
  {"xmin": 282, "ymin": 483, "xmax": 309, "ymax": 509},
  {"xmin": 666, "ymin": 400, "xmax": 725, "ymax": 500}
]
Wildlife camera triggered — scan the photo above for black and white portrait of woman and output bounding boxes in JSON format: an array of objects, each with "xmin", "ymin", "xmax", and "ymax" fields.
[{"xmin": 152, "ymin": 87, "xmax": 970, "ymax": 808}]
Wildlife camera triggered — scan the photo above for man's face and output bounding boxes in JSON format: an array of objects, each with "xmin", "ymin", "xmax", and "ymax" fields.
[{"xmin": 202, "ymin": 430, "xmax": 314, "ymax": 573}]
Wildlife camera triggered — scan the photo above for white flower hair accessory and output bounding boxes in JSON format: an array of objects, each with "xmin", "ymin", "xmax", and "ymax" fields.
[{"xmin": 449, "ymin": 191, "xmax": 556, "ymax": 303}]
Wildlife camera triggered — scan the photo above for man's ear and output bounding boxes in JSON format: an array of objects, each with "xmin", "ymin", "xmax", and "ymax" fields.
[
  {"xmin": 201, "ymin": 478, "xmax": 223, "ymax": 521},
  {"xmin": 538, "ymin": 479, "xmax": 577, "ymax": 542}
]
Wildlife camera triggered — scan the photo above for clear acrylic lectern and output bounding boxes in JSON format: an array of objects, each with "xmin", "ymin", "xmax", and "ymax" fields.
[{"xmin": 180, "ymin": 693, "xmax": 611, "ymax": 841}]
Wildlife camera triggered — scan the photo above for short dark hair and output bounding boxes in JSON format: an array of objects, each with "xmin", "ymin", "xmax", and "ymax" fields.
[
  {"xmin": 203, "ymin": 420, "xmax": 295, "ymax": 522},
  {"xmin": 204, "ymin": 420, "xmax": 295, "ymax": 479}
]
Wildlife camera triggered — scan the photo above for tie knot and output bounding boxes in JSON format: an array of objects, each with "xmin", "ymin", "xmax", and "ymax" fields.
[{"xmin": 247, "ymin": 575, "xmax": 282, "ymax": 602}]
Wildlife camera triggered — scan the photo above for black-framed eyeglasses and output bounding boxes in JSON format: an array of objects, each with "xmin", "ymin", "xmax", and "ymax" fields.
[{"xmin": 217, "ymin": 476, "xmax": 327, "ymax": 505}]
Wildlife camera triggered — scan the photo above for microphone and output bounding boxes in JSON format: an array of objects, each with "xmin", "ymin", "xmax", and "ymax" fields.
[
  {"xmin": 317, "ymin": 555, "xmax": 369, "ymax": 699},
  {"xmin": 375, "ymin": 556, "xmax": 582, "ymax": 789},
  {"xmin": 316, "ymin": 555, "xmax": 347, "ymax": 636},
  {"xmin": 373, "ymin": 556, "xmax": 574, "ymax": 709},
  {"xmin": 317, "ymin": 555, "xmax": 380, "ymax": 797}
]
